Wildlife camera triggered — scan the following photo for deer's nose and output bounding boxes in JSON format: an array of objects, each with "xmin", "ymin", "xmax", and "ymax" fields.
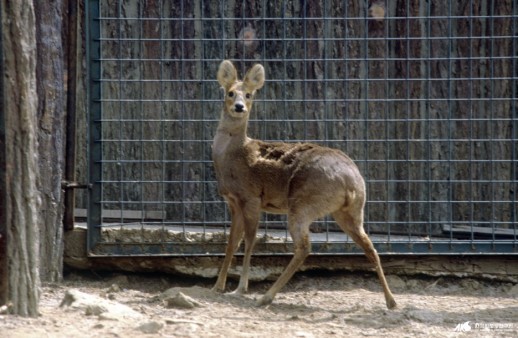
[{"xmin": 234, "ymin": 103, "xmax": 245, "ymax": 112}]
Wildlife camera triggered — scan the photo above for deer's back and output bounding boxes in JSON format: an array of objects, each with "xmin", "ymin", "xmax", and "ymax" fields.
[{"xmin": 214, "ymin": 139, "xmax": 365, "ymax": 214}]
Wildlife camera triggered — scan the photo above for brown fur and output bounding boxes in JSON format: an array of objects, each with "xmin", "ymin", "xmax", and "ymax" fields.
[{"xmin": 212, "ymin": 60, "xmax": 396, "ymax": 309}]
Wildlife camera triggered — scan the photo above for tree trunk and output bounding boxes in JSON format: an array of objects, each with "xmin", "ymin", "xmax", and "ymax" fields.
[
  {"xmin": 1, "ymin": 0, "xmax": 41, "ymax": 316},
  {"xmin": 0, "ymin": 0, "xmax": 6, "ymax": 307},
  {"xmin": 34, "ymin": 0, "xmax": 66, "ymax": 283}
]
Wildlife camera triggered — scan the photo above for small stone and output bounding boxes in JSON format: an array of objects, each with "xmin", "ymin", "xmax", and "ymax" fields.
[
  {"xmin": 0, "ymin": 304, "xmax": 10, "ymax": 314},
  {"xmin": 109, "ymin": 275, "xmax": 130, "ymax": 287},
  {"xmin": 288, "ymin": 314, "xmax": 300, "ymax": 321},
  {"xmin": 85, "ymin": 305, "xmax": 107, "ymax": 316},
  {"xmin": 163, "ymin": 292, "xmax": 201, "ymax": 309},
  {"xmin": 108, "ymin": 284, "xmax": 121, "ymax": 293},
  {"xmin": 61, "ymin": 289, "xmax": 143, "ymax": 320},
  {"xmin": 136, "ymin": 321, "xmax": 163, "ymax": 334}
]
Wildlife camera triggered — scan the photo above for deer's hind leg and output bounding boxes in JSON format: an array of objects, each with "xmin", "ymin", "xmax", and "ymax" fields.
[
  {"xmin": 212, "ymin": 195, "xmax": 245, "ymax": 292},
  {"xmin": 332, "ymin": 209, "xmax": 397, "ymax": 309},
  {"xmin": 257, "ymin": 210, "xmax": 313, "ymax": 306}
]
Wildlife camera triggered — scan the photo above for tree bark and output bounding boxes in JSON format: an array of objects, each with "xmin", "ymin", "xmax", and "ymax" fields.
[
  {"xmin": 0, "ymin": 0, "xmax": 6, "ymax": 307},
  {"xmin": 34, "ymin": 0, "xmax": 66, "ymax": 283},
  {"xmin": 1, "ymin": 0, "xmax": 41, "ymax": 316}
]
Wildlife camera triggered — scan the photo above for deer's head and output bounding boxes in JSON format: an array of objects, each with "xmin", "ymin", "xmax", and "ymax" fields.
[{"xmin": 217, "ymin": 60, "xmax": 265, "ymax": 119}]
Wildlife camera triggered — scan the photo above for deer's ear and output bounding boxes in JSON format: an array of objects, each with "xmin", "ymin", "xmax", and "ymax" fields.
[
  {"xmin": 217, "ymin": 60, "xmax": 238, "ymax": 90},
  {"xmin": 243, "ymin": 64, "xmax": 265, "ymax": 91}
]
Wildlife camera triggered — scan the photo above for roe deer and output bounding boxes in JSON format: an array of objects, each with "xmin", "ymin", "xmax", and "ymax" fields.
[{"xmin": 211, "ymin": 60, "xmax": 397, "ymax": 309}]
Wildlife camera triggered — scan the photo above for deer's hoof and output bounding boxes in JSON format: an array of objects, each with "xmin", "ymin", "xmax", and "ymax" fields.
[
  {"xmin": 211, "ymin": 285, "xmax": 224, "ymax": 293},
  {"xmin": 386, "ymin": 297, "xmax": 397, "ymax": 310},
  {"xmin": 256, "ymin": 294, "xmax": 273, "ymax": 307},
  {"xmin": 226, "ymin": 288, "xmax": 245, "ymax": 297}
]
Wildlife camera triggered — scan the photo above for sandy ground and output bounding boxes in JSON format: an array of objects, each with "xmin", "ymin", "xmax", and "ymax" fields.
[{"xmin": 1, "ymin": 270, "xmax": 517, "ymax": 338}]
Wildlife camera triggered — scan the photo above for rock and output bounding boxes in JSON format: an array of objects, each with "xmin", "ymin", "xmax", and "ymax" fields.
[
  {"xmin": 136, "ymin": 321, "xmax": 163, "ymax": 334},
  {"xmin": 98, "ymin": 312, "xmax": 126, "ymax": 321},
  {"xmin": 109, "ymin": 275, "xmax": 130, "ymax": 287},
  {"xmin": 460, "ymin": 279, "xmax": 481, "ymax": 291},
  {"xmin": 163, "ymin": 292, "xmax": 202, "ymax": 309},
  {"xmin": 108, "ymin": 284, "xmax": 122, "ymax": 293},
  {"xmin": 85, "ymin": 305, "xmax": 107, "ymax": 316},
  {"xmin": 173, "ymin": 266, "xmax": 219, "ymax": 279},
  {"xmin": 508, "ymin": 284, "xmax": 518, "ymax": 297},
  {"xmin": 60, "ymin": 289, "xmax": 143, "ymax": 320},
  {"xmin": 386, "ymin": 275, "xmax": 406, "ymax": 290},
  {"xmin": 0, "ymin": 304, "xmax": 11, "ymax": 315},
  {"xmin": 405, "ymin": 279, "xmax": 420, "ymax": 290}
]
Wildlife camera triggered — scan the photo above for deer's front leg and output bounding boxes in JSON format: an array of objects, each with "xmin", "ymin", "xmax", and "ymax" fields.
[
  {"xmin": 212, "ymin": 196, "xmax": 244, "ymax": 292},
  {"xmin": 232, "ymin": 198, "xmax": 261, "ymax": 295}
]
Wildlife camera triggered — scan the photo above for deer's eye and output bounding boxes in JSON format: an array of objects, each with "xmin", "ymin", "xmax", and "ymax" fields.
[
  {"xmin": 245, "ymin": 93, "xmax": 251, "ymax": 99},
  {"xmin": 228, "ymin": 91, "xmax": 234, "ymax": 97}
]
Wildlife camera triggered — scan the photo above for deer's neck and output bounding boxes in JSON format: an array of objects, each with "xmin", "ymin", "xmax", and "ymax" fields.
[{"xmin": 213, "ymin": 111, "xmax": 250, "ymax": 157}]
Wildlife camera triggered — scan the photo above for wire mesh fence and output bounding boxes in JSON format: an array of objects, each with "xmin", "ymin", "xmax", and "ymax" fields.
[{"xmin": 86, "ymin": 0, "xmax": 517, "ymax": 256}]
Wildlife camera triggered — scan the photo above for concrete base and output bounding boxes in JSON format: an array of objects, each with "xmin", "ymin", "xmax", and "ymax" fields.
[{"xmin": 65, "ymin": 228, "xmax": 518, "ymax": 283}]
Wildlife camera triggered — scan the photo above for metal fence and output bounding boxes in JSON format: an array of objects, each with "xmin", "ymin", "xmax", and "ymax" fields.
[{"xmin": 86, "ymin": 0, "xmax": 517, "ymax": 256}]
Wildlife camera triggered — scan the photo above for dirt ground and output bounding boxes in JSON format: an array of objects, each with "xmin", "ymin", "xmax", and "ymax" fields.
[{"xmin": 1, "ymin": 269, "xmax": 517, "ymax": 338}]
